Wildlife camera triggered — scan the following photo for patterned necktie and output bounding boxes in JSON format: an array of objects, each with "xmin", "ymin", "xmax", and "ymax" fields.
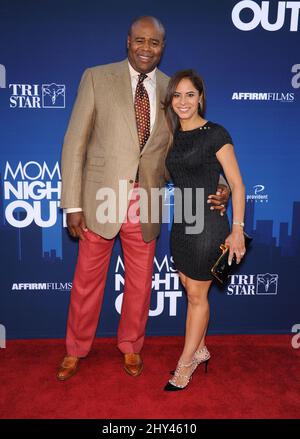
[{"xmin": 134, "ymin": 73, "xmax": 150, "ymax": 149}]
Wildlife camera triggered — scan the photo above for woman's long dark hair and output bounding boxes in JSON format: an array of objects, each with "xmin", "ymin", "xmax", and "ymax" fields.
[{"xmin": 163, "ymin": 69, "xmax": 206, "ymax": 144}]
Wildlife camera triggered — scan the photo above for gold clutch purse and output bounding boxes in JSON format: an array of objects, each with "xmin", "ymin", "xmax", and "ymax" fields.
[{"xmin": 211, "ymin": 232, "xmax": 252, "ymax": 285}]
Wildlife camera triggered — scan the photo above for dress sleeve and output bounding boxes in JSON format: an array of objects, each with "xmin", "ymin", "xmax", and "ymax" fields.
[{"xmin": 213, "ymin": 125, "xmax": 233, "ymax": 153}]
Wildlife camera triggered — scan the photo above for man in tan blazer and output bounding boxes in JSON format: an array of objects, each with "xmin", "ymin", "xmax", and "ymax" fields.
[{"xmin": 57, "ymin": 16, "xmax": 228, "ymax": 380}]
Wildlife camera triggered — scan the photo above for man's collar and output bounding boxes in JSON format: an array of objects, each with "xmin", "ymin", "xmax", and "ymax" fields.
[{"xmin": 128, "ymin": 60, "xmax": 156, "ymax": 81}]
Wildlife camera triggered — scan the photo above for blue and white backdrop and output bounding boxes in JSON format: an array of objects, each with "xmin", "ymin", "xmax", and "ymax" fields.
[{"xmin": 0, "ymin": 0, "xmax": 299, "ymax": 339}]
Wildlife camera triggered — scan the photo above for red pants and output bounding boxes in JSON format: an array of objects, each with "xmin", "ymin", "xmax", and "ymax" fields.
[{"xmin": 65, "ymin": 185, "xmax": 156, "ymax": 357}]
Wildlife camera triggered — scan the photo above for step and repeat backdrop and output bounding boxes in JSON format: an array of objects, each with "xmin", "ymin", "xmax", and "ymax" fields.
[{"xmin": 0, "ymin": 0, "xmax": 299, "ymax": 339}]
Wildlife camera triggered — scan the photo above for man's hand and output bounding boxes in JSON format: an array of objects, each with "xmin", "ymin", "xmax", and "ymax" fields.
[
  {"xmin": 207, "ymin": 184, "xmax": 230, "ymax": 216},
  {"xmin": 67, "ymin": 212, "xmax": 88, "ymax": 240}
]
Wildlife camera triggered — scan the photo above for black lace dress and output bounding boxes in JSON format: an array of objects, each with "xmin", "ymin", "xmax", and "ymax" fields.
[{"xmin": 166, "ymin": 121, "xmax": 232, "ymax": 280}]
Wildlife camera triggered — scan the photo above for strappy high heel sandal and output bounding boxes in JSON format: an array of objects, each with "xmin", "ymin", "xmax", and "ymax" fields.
[
  {"xmin": 164, "ymin": 359, "xmax": 198, "ymax": 391},
  {"xmin": 170, "ymin": 346, "xmax": 211, "ymax": 375},
  {"xmin": 195, "ymin": 345, "xmax": 210, "ymax": 373}
]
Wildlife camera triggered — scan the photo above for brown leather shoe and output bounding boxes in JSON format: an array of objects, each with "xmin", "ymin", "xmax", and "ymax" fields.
[
  {"xmin": 57, "ymin": 356, "xmax": 79, "ymax": 381},
  {"xmin": 124, "ymin": 353, "xmax": 143, "ymax": 377}
]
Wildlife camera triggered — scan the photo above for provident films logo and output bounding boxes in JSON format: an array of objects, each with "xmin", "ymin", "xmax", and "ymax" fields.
[
  {"xmin": 247, "ymin": 184, "xmax": 268, "ymax": 203},
  {"xmin": 0, "ymin": 324, "xmax": 6, "ymax": 349},
  {"xmin": 226, "ymin": 273, "xmax": 278, "ymax": 295}
]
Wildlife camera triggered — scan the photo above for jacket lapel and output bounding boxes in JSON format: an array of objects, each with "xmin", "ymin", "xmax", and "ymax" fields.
[
  {"xmin": 111, "ymin": 60, "xmax": 140, "ymax": 150},
  {"xmin": 111, "ymin": 60, "xmax": 166, "ymax": 153}
]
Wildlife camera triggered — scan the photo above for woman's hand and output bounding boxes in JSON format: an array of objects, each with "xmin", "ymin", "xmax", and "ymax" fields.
[{"xmin": 225, "ymin": 228, "xmax": 246, "ymax": 265}]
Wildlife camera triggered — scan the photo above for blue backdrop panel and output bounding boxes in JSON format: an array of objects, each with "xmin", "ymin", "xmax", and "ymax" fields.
[{"xmin": 0, "ymin": 0, "xmax": 299, "ymax": 339}]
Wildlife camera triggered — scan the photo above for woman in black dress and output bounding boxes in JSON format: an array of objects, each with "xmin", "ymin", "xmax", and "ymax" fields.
[{"xmin": 164, "ymin": 70, "xmax": 246, "ymax": 391}]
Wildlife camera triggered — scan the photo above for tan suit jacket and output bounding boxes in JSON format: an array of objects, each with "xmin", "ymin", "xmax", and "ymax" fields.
[{"xmin": 61, "ymin": 59, "xmax": 170, "ymax": 242}]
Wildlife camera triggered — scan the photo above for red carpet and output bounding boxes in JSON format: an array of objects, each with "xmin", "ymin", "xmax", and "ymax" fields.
[{"xmin": 0, "ymin": 335, "xmax": 299, "ymax": 419}]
